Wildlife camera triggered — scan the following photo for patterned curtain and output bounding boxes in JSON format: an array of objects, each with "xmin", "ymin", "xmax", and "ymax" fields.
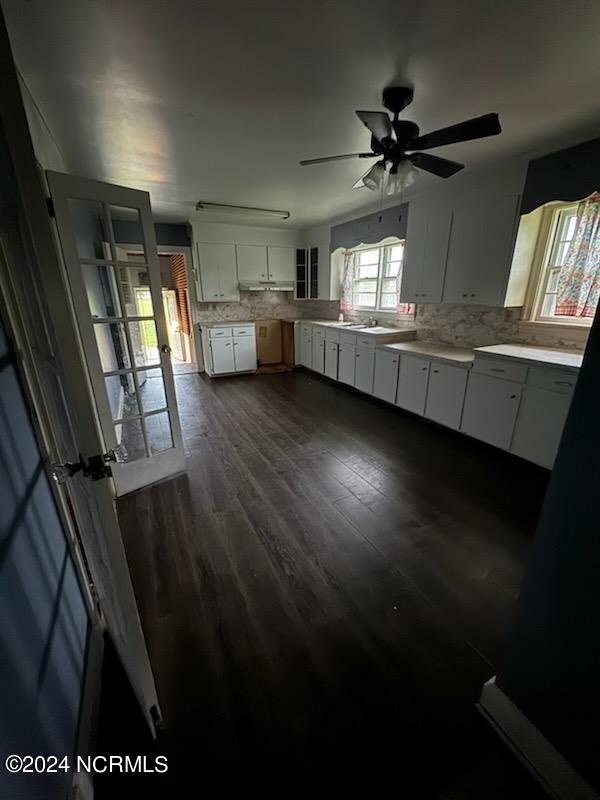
[
  {"xmin": 340, "ymin": 251, "xmax": 354, "ymax": 312},
  {"xmin": 556, "ymin": 193, "xmax": 600, "ymax": 318}
]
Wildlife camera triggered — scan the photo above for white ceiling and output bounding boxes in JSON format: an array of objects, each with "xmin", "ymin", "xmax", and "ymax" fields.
[{"xmin": 4, "ymin": 0, "xmax": 600, "ymax": 228}]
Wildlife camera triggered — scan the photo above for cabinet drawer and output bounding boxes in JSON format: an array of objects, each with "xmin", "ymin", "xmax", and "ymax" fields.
[
  {"xmin": 355, "ymin": 335, "xmax": 376, "ymax": 349},
  {"xmin": 232, "ymin": 325, "xmax": 255, "ymax": 337},
  {"xmin": 526, "ymin": 366, "xmax": 577, "ymax": 395},
  {"xmin": 325, "ymin": 328, "xmax": 341, "ymax": 342},
  {"xmin": 312, "ymin": 325, "xmax": 325, "ymax": 338},
  {"xmin": 472, "ymin": 356, "xmax": 528, "ymax": 383},
  {"xmin": 340, "ymin": 331, "xmax": 359, "ymax": 345},
  {"xmin": 208, "ymin": 327, "xmax": 232, "ymax": 338},
  {"xmin": 300, "ymin": 324, "xmax": 313, "ymax": 337}
]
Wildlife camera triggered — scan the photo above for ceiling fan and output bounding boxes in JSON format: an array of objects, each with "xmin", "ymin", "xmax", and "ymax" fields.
[{"xmin": 299, "ymin": 86, "xmax": 501, "ymax": 194}]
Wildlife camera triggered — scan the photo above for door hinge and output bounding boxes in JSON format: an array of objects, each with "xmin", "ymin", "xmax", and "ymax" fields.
[
  {"xmin": 50, "ymin": 444, "xmax": 128, "ymax": 484},
  {"xmin": 46, "ymin": 197, "xmax": 55, "ymax": 217}
]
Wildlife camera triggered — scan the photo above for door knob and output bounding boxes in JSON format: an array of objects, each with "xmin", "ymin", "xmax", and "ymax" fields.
[{"xmin": 161, "ymin": 344, "xmax": 172, "ymax": 354}]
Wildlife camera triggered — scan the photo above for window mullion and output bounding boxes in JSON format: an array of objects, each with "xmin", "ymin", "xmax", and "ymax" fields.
[{"xmin": 375, "ymin": 247, "xmax": 384, "ymax": 312}]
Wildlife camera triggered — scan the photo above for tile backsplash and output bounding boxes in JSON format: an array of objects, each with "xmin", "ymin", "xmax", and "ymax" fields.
[
  {"xmin": 192, "ymin": 293, "xmax": 587, "ymax": 351},
  {"xmin": 192, "ymin": 291, "xmax": 339, "ymax": 323}
]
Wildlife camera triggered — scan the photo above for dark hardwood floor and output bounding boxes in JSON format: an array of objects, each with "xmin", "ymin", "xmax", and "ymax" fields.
[{"xmin": 116, "ymin": 368, "xmax": 550, "ymax": 797}]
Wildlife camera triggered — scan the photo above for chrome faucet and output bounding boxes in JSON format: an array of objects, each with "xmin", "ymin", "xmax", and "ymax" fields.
[{"xmin": 367, "ymin": 316, "xmax": 378, "ymax": 328}]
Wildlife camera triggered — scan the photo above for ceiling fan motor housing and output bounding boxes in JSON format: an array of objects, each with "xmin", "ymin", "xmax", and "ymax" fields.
[{"xmin": 382, "ymin": 86, "xmax": 414, "ymax": 115}]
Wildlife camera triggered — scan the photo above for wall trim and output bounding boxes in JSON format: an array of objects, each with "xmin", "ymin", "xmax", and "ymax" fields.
[{"xmin": 478, "ymin": 677, "xmax": 597, "ymax": 800}]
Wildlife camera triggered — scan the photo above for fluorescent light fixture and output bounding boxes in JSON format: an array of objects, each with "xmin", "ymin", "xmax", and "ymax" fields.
[{"xmin": 196, "ymin": 201, "xmax": 290, "ymax": 220}]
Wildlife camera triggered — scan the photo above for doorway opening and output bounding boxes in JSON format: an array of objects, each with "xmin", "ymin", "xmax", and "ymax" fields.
[{"xmin": 117, "ymin": 244, "xmax": 197, "ymax": 376}]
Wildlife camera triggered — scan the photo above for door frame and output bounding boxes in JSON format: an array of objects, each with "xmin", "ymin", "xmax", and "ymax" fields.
[
  {"xmin": 0, "ymin": 5, "xmax": 160, "ymax": 753},
  {"xmin": 119, "ymin": 243, "xmax": 197, "ymax": 369}
]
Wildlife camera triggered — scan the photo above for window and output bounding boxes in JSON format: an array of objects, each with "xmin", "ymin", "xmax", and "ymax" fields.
[
  {"xmin": 529, "ymin": 201, "xmax": 599, "ymax": 326},
  {"xmin": 350, "ymin": 242, "xmax": 411, "ymax": 313}
]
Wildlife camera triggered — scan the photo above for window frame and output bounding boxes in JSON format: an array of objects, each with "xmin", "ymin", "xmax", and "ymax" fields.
[
  {"xmin": 527, "ymin": 202, "xmax": 595, "ymax": 328},
  {"xmin": 348, "ymin": 240, "xmax": 412, "ymax": 316}
]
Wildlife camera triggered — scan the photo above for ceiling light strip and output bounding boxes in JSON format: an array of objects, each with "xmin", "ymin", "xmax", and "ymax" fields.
[{"xmin": 196, "ymin": 202, "xmax": 290, "ymax": 220}]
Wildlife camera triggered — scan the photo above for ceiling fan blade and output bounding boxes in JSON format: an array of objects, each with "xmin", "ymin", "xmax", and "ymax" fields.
[
  {"xmin": 408, "ymin": 113, "xmax": 501, "ymax": 151},
  {"xmin": 409, "ymin": 152, "xmax": 464, "ymax": 178},
  {"xmin": 352, "ymin": 166, "xmax": 374, "ymax": 189},
  {"xmin": 299, "ymin": 152, "xmax": 374, "ymax": 166},
  {"xmin": 356, "ymin": 111, "xmax": 394, "ymax": 145}
]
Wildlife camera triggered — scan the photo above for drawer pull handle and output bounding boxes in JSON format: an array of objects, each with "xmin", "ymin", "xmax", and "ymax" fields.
[
  {"xmin": 432, "ymin": 369, "xmax": 439, "ymax": 373},
  {"xmin": 491, "ymin": 367, "xmax": 505, "ymax": 373},
  {"xmin": 509, "ymin": 393, "xmax": 517, "ymax": 399},
  {"xmin": 421, "ymin": 367, "xmax": 428, "ymax": 371},
  {"xmin": 555, "ymin": 380, "xmax": 573, "ymax": 387}
]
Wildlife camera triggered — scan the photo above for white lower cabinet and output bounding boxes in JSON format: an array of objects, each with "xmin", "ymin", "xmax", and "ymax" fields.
[
  {"xmin": 510, "ymin": 386, "xmax": 572, "ymax": 468},
  {"xmin": 425, "ymin": 363, "xmax": 468, "ymax": 430},
  {"xmin": 396, "ymin": 356, "xmax": 430, "ymax": 415},
  {"xmin": 300, "ymin": 328, "xmax": 312, "ymax": 368},
  {"xmin": 354, "ymin": 347, "xmax": 375, "ymax": 394},
  {"xmin": 324, "ymin": 341, "xmax": 339, "ymax": 380},
  {"xmin": 373, "ymin": 350, "xmax": 399, "ymax": 403},
  {"xmin": 312, "ymin": 335, "xmax": 325, "ymax": 374},
  {"xmin": 210, "ymin": 338, "xmax": 236, "ymax": 374},
  {"xmin": 461, "ymin": 372, "xmax": 522, "ymax": 450},
  {"xmin": 233, "ymin": 336, "xmax": 257, "ymax": 372},
  {"xmin": 338, "ymin": 342, "xmax": 356, "ymax": 386}
]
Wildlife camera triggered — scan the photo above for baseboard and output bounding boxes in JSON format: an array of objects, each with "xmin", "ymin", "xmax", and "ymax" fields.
[{"xmin": 478, "ymin": 677, "xmax": 597, "ymax": 800}]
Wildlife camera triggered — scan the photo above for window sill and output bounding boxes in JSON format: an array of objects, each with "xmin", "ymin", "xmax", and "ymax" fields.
[{"xmin": 518, "ymin": 319, "xmax": 590, "ymax": 342}]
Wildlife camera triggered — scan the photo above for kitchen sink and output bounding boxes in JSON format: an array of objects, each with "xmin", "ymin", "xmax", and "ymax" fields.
[{"xmin": 341, "ymin": 323, "xmax": 367, "ymax": 329}]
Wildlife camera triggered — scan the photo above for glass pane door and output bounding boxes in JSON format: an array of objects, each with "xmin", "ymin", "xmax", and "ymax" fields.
[{"xmin": 48, "ymin": 173, "xmax": 185, "ymax": 495}]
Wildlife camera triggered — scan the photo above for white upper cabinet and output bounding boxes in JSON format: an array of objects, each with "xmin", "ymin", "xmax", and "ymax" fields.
[
  {"xmin": 267, "ymin": 247, "xmax": 295, "ymax": 282},
  {"xmin": 442, "ymin": 193, "xmax": 521, "ymax": 306},
  {"xmin": 236, "ymin": 245, "xmax": 268, "ymax": 280},
  {"xmin": 401, "ymin": 199, "xmax": 452, "ymax": 304},
  {"xmin": 196, "ymin": 242, "xmax": 239, "ymax": 302}
]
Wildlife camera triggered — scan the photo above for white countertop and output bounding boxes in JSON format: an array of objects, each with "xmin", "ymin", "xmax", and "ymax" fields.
[
  {"xmin": 475, "ymin": 343, "xmax": 583, "ymax": 370},
  {"xmin": 380, "ymin": 341, "xmax": 475, "ymax": 367},
  {"xmin": 304, "ymin": 320, "xmax": 417, "ymax": 337}
]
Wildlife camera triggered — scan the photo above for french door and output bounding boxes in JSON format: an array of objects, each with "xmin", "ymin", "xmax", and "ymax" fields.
[{"xmin": 47, "ymin": 171, "xmax": 185, "ymax": 495}]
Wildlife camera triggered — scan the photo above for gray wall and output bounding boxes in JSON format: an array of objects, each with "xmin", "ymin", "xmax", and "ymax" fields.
[{"xmin": 0, "ymin": 321, "xmax": 89, "ymax": 800}]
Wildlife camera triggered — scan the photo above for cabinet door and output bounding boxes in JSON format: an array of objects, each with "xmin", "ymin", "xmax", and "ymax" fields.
[
  {"xmin": 311, "ymin": 335, "xmax": 325, "ymax": 374},
  {"xmin": 267, "ymin": 246, "xmax": 295, "ymax": 281},
  {"xmin": 309, "ymin": 246, "xmax": 319, "ymax": 298},
  {"xmin": 236, "ymin": 244, "xmax": 268, "ymax": 280},
  {"xmin": 210, "ymin": 338, "xmax": 236, "ymax": 374},
  {"xmin": 511, "ymin": 386, "xmax": 571, "ymax": 468},
  {"xmin": 373, "ymin": 349, "xmax": 399, "ymax": 403},
  {"xmin": 233, "ymin": 335, "xmax": 257, "ymax": 372},
  {"xmin": 401, "ymin": 201, "xmax": 452, "ymax": 304},
  {"xmin": 338, "ymin": 343, "xmax": 356, "ymax": 386},
  {"xmin": 425, "ymin": 363, "xmax": 468, "ymax": 430},
  {"xmin": 461, "ymin": 373, "xmax": 521, "ymax": 449},
  {"xmin": 197, "ymin": 242, "xmax": 223, "ymax": 301},
  {"xmin": 443, "ymin": 193, "xmax": 520, "ymax": 305},
  {"xmin": 324, "ymin": 341, "xmax": 339, "ymax": 380},
  {"xmin": 218, "ymin": 244, "xmax": 241, "ymax": 301},
  {"xmin": 295, "ymin": 248, "xmax": 307, "ymax": 299},
  {"xmin": 396, "ymin": 356, "xmax": 430, "ymax": 415},
  {"xmin": 300, "ymin": 329, "xmax": 312, "ymax": 368},
  {"xmin": 354, "ymin": 347, "xmax": 375, "ymax": 395}
]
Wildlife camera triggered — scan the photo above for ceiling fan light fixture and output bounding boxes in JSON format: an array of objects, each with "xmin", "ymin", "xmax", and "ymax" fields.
[
  {"xmin": 386, "ymin": 160, "xmax": 419, "ymax": 195},
  {"xmin": 362, "ymin": 161, "xmax": 387, "ymax": 192}
]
